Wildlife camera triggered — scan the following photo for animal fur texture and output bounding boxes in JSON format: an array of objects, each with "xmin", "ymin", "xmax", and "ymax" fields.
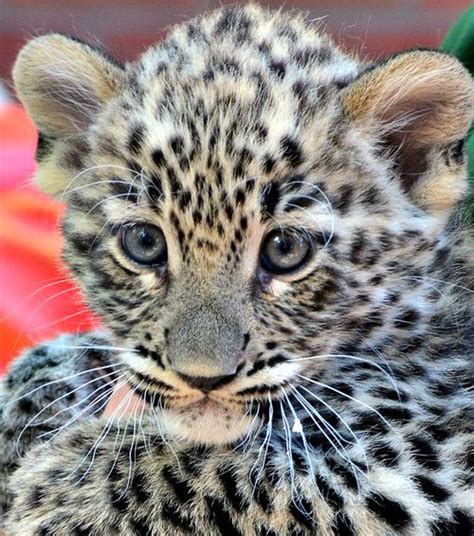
[{"xmin": 1, "ymin": 4, "xmax": 473, "ymax": 535}]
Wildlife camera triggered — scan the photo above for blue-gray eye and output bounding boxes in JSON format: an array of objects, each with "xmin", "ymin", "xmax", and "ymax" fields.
[
  {"xmin": 261, "ymin": 230, "xmax": 311, "ymax": 274},
  {"xmin": 121, "ymin": 224, "xmax": 167, "ymax": 266}
]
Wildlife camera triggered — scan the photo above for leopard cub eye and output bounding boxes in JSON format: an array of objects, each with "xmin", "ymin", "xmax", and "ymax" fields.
[
  {"xmin": 120, "ymin": 223, "xmax": 167, "ymax": 266},
  {"xmin": 260, "ymin": 229, "xmax": 312, "ymax": 275}
]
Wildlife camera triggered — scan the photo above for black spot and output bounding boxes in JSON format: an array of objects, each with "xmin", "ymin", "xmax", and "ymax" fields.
[
  {"xmin": 334, "ymin": 184, "xmax": 354, "ymax": 214},
  {"xmin": 205, "ymin": 496, "xmax": 242, "ymax": 535},
  {"xmin": 260, "ymin": 181, "xmax": 281, "ymax": 218},
  {"xmin": 266, "ymin": 354, "xmax": 287, "ymax": 367},
  {"xmin": 29, "ymin": 485, "xmax": 45, "ymax": 508},
  {"xmin": 377, "ymin": 405, "xmax": 412, "ymax": 424},
  {"xmin": 152, "ymin": 149, "xmax": 165, "ymax": 168},
  {"xmin": 192, "ymin": 210, "xmax": 203, "ymax": 225},
  {"xmin": 147, "ymin": 173, "xmax": 163, "ymax": 203},
  {"xmin": 225, "ymin": 204, "xmax": 234, "ymax": 221},
  {"xmin": 130, "ymin": 470, "xmax": 151, "ymax": 504},
  {"xmin": 161, "ymin": 500, "xmax": 194, "ymax": 531},
  {"xmin": 426, "ymin": 423, "xmax": 450, "ymax": 443},
  {"xmin": 284, "ymin": 195, "xmax": 316, "ymax": 211},
  {"xmin": 333, "ymin": 512, "xmax": 356, "ymax": 536},
  {"xmin": 413, "ymin": 475, "xmax": 450, "ymax": 502},
  {"xmin": 36, "ymin": 132, "xmax": 53, "ymax": 162},
  {"xmin": 280, "ymin": 136, "xmax": 303, "ymax": 168},
  {"xmin": 262, "ymin": 155, "xmax": 276, "ymax": 174},
  {"xmin": 170, "ymin": 135, "xmax": 184, "ymax": 155},
  {"xmin": 353, "ymin": 412, "xmax": 388, "ymax": 435},
  {"xmin": 178, "ymin": 190, "xmax": 192, "ymax": 211},
  {"xmin": 245, "ymin": 178, "xmax": 256, "ymax": 192},
  {"xmin": 247, "ymin": 360, "xmax": 266, "ymax": 376},
  {"xmin": 349, "ymin": 231, "xmax": 366, "ymax": 264},
  {"xmin": 128, "ymin": 124, "xmax": 146, "ymax": 155},
  {"xmin": 242, "ymin": 332, "xmax": 250, "ymax": 351},
  {"xmin": 130, "ymin": 517, "xmax": 153, "ymax": 536},
  {"xmin": 325, "ymin": 458, "xmax": 359, "ymax": 491},
  {"xmin": 17, "ymin": 397, "xmax": 34, "ymax": 414},
  {"xmin": 235, "ymin": 188, "xmax": 246, "ymax": 205},
  {"xmin": 408, "ymin": 435, "xmax": 440, "ymax": 470},
  {"xmin": 289, "ymin": 497, "xmax": 314, "ymax": 529},
  {"xmin": 162, "ymin": 465, "xmax": 195, "ymax": 504},
  {"xmin": 269, "ymin": 60, "xmax": 286, "ymax": 79},
  {"xmin": 110, "ymin": 179, "xmax": 140, "ymax": 202},
  {"xmin": 394, "ymin": 309, "xmax": 420, "ymax": 329},
  {"xmin": 167, "ymin": 167, "xmax": 180, "ymax": 194},
  {"xmin": 218, "ymin": 464, "xmax": 249, "ymax": 512},
  {"xmin": 314, "ymin": 474, "xmax": 344, "ymax": 510},
  {"xmin": 365, "ymin": 493, "xmax": 411, "ymax": 530},
  {"xmin": 363, "ymin": 185, "xmax": 381, "ymax": 205},
  {"xmin": 371, "ymin": 440, "xmax": 400, "ymax": 467},
  {"xmin": 330, "ymin": 382, "xmax": 354, "ymax": 398},
  {"xmin": 431, "ymin": 509, "xmax": 472, "ymax": 536},
  {"xmin": 110, "ymin": 484, "xmax": 130, "ymax": 513}
]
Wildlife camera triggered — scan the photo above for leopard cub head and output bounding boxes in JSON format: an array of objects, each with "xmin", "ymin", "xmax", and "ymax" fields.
[{"xmin": 13, "ymin": 5, "xmax": 473, "ymax": 444}]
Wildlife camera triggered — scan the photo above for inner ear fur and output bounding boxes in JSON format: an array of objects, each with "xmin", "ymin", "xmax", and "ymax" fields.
[
  {"xmin": 343, "ymin": 50, "xmax": 474, "ymax": 210},
  {"xmin": 13, "ymin": 34, "xmax": 125, "ymax": 137},
  {"xmin": 13, "ymin": 34, "xmax": 125, "ymax": 196}
]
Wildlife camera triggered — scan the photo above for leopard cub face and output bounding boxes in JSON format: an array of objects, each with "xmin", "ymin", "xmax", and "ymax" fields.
[{"xmin": 13, "ymin": 5, "xmax": 473, "ymax": 444}]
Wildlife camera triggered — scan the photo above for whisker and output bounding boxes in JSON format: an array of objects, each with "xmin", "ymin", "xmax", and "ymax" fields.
[
  {"xmin": 14, "ymin": 370, "xmax": 122, "ymax": 457},
  {"xmin": 297, "ymin": 374, "xmax": 397, "ymax": 435},
  {"xmin": 290, "ymin": 353, "xmax": 399, "ymax": 393},
  {"xmin": 291, "ymin": 388, "xmax": 363, "ymax": 494},
  {"xmin": 6, "ymin": 363, "xmax": 121, "ymax": 407},
  {"xmin": 279, "ymin": 398, "xmax": 296, "ymax": 498},
  {"xmin": 34, "ymin": 369, "xmax": 123, "ymax": 426},
  {"xmin": 283, "ymin": 389, "xmax": 316, "ymax": 484},
  {"xmin": 40, "ymin": 377, "xmax": 125, "ymax": 445},
  {"xmin": 296, "ymin": 383, "xmax": 369, "ymax": 471},
  {"xmin": 74, "ymin": 378, "xmax": 142, "ymax": 486},
  {"xmin": 250, "ymin": 393, "xmax": 273, "ymax": 487}
]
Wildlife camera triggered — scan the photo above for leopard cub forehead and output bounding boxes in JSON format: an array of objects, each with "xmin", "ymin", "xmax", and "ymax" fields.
[{"xmin": 91, "ymin": 4, "xmax": 363, "ymax": 204}]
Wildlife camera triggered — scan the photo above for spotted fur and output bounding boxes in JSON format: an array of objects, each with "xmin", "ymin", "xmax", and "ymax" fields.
[{"xmin": 1, "ymin": 4, "xmax": 473, "ymax": 535}]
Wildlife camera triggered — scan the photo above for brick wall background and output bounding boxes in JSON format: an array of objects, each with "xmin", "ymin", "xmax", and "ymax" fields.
[{"xmin": 0, "ymin": 0, "xmax": 470, "ymax": 95}]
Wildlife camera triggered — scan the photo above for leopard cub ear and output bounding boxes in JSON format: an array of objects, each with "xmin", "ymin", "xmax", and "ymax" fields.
[
  {"xmin": 343, "ymin": 50, "xmax": 474, "ymax": 213},
  {"xmin": 13, "ymin": 35, "xmax": 125, "ymax": 197},
  {"xmin": 13, "ymin": 34, "xmax": 125, "ymax": 136}
]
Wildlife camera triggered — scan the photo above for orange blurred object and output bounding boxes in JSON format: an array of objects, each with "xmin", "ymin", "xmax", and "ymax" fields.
[{"xmin": 0, "ymin": 104, "xmax": 98, "ymax": 375}]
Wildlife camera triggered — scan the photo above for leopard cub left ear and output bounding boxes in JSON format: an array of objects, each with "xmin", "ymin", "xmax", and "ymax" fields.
[{"xmin": 343, "ymin": 50, "xmax": 474, "ymax": 213}]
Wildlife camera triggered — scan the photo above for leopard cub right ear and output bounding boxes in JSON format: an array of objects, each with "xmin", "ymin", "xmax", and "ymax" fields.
[{"xmin": 342, "ymin": 50, "xmax": 474, "ymax": 213}]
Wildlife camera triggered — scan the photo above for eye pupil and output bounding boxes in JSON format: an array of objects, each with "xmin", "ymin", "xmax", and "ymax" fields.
[
  {"xmin": 261, "ymin": 230, "xmax": 311, "ymax": 274},
  {"xmin": 138, "ymin": 230, "xmax": 155, "ymax": 249},
  {"xmin": 121, "ymin": 224, "xmax": 167, "ymax": 266},
  {"xmin": 275, "ymin": 236, "xmax": 293, "ymax": 255}
]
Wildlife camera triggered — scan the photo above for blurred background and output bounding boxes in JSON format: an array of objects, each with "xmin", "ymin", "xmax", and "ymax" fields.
[{"xmin": 0, "ymin": 0, "xmax": 470, "ymax": 374}]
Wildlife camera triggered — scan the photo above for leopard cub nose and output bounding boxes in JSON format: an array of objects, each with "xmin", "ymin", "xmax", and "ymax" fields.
[{"xmin": 177, "ymin": 372, "xmax": 237, "ymax": 393}]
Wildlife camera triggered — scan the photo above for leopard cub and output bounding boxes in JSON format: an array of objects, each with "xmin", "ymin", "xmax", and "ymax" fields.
[{"xmin": 1, "ymin": 4, "xmax": 473, "ymax": 535}]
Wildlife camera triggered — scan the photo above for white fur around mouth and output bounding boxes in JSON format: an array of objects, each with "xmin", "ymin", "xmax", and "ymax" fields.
[{"xmin": 158, "ymin": 396, "xmax": 258, "ymax": 445}]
